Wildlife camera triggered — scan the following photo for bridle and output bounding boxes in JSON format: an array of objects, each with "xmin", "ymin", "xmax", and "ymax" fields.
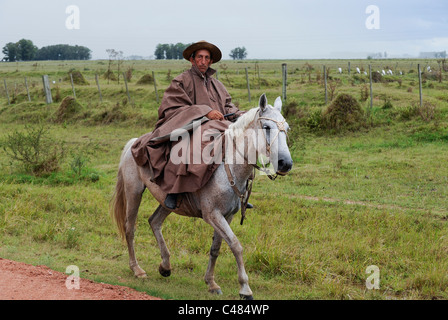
[
  {"xmin": 255, "ymin": 113, "xmax": 289, "ymax": 180},
  {"xmin": 224, "ymin": 109, "xmax": 289, "ymax": 225}
]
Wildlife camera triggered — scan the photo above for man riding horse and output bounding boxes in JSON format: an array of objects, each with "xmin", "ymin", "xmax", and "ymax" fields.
[{"xmin": 131, "ymin": 41, "xmax": 252, "ymax": 209}]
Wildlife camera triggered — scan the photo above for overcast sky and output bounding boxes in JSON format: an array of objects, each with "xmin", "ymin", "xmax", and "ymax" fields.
[{"xmin": 0, "ymin": 0, "xmax": 447, "ymax": 60}]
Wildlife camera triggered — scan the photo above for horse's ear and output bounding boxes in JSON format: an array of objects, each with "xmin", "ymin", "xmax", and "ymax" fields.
[
  {"xmin": 259, "ymin": 93, "xmax": 267, "ymax": 113},
  {"xmin": 274, "ymin": 96, "xmax": 282, "ymax": 113}
]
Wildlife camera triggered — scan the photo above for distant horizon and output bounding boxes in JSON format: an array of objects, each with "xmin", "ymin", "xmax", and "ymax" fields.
[{"xmin": 1, "ymin": 0, "xmax": 447, "ymax": 62}]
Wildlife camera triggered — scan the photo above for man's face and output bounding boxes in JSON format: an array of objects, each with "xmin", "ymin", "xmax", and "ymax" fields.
[{"xmin": 190, "ymin": 49, "xmax": 213, "ymax": 74}]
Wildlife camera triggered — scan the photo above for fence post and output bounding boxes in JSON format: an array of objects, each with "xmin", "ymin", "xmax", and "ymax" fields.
[
  {"xmin": 324, "ymin": 65, "xmax": 327, "ymax": 104},
  {"xmin": 70, "ymin": 73, "xmax": 76, "ymax": 99},
  {"xmin": 348, "ymin": 61, "xmax": 351, "ymax": 75},
  {"xmin": 245, "ymin": 67, "xmax": 251, "ymax": 102},
  {"xmin": 24, "ymin": 77, "xmax": 31, "ymax": 102},
  {"xmin": 152, "ymin": 71, "xmax": 159, "ymax": 104},
  {"xmin": 369, "ymin": 65, "xmax": 373, "ymax": 109},
  {"xmin": 122, "ymin": 72, "xmax": 131, "ymax": 104},
  {"xmin": 4, "ymin": 79, "xmax": 11, "ymax": 105},
  {"xmin": 282, "ymin": 63, "xmax": 287, "ymax": 102},
  {"xmin": 95, "ymin": 74, "xmax": 103, "ymax": 102},
  {"xmin": 42, "ymin": 75, "xmax": 53, "ymax": 104},
  {"xmin": 418, "ymin": 64, "xmax": 423, "ymax": 107}
]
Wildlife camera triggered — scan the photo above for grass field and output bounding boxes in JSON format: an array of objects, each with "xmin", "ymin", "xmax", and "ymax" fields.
[{"xmin": 1, "ymin": 58, "xmax": 447, "ymax": 300}]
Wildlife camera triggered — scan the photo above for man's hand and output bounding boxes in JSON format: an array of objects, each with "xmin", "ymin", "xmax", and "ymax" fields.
[{"xmin": 206, "ymin": 110, "xmax": 224, "ymax": 120}]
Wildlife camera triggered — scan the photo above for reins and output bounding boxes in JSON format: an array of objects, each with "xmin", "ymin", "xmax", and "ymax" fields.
[{"xmin": 224, "ymin": 164, "xmax": 255, "ymax": 225}]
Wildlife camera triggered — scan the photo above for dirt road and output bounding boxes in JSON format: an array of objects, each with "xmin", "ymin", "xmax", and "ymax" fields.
[{"xmin": 0, "ymin": 258, "xmax": 161, "ymax": 300}]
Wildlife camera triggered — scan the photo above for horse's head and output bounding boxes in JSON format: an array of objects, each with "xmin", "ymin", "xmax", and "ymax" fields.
[{"xmin": 256, "ymin": 94, "xmax": 293, "ymax": 176}]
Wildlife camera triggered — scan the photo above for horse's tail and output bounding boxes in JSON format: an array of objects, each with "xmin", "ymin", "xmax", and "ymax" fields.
[
  {"xmin": 111, "ymin": 167, "xmax": 127, "ymax": 241},
  {"xmin": 110, "ymin": 138, "xmax": 137, "ymax": 241}
]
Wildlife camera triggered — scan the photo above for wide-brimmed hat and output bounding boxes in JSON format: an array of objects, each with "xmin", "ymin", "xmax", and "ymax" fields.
[{"xmin": 183, "ymin": 40, "xmax": 222, "ymax": 64}]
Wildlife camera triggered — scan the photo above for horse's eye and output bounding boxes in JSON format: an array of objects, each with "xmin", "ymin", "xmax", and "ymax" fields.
[{"xmin": 263, "ymin": 125, "xmax": 270, "ymax": 131}]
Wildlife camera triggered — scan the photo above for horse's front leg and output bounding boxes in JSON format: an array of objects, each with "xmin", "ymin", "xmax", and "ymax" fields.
[{"xmin": 203, "ymin": 211, "xmax": 253, "ymax": 300}]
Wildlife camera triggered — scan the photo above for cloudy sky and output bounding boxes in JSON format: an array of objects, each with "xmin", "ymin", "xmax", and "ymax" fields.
[{"xmin": 0, "ymin": 0, "xmax": 447, "ymax": 60}]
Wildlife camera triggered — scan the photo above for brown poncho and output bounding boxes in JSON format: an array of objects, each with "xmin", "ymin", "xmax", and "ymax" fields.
[{"xmin": 131, "ymin": 65, "xmax": 243, "ymax": 194}]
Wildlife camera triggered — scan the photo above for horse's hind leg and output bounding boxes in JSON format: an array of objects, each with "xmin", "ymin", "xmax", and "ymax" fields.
[{"xmin": 148, "ymin": 205, "xmax": 172, "ymax": 277}]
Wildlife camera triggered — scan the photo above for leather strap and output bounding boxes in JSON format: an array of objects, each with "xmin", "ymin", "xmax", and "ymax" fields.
[{"xmin": 224, "ymin": 164, "xmax": 255, "ymax": 225}]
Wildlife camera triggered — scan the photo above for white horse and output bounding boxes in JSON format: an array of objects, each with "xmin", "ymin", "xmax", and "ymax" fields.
[{"xmin": 111, "ymin": 94, "xmax": 293, "ymax": 299}]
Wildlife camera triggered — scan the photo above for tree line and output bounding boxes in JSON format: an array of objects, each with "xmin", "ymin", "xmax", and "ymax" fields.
[
  {"xmin": 154, "ymin": 43, "xmax": 248, "ymax": 60},
  {"xmin": 154, "ymin": 43, "xmax": 193, "ymax": 60},
  {"xmin": 2, "ymin": 39, "xmax": 91, "ymax": 62}
]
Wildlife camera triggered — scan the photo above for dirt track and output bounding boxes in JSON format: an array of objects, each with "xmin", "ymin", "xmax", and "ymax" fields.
[{"xmin": 0, "ymin": 258, "xmax": 161, "ymax": 300}]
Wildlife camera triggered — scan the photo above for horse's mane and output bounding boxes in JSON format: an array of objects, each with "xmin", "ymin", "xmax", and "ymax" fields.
[{"xmin": 225, "ymin": 107, "xmax": 260, "ymax": 141}]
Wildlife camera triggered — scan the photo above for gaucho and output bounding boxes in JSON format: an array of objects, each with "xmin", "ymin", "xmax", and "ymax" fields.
[{"xmin": 131, "ymin": 41, "xmax": 249, "ymax": 209}]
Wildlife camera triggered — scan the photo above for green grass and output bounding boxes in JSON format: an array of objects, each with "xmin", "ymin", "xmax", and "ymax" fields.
[{"xmin": 1, "ymin": 59, "xmax": 448, "ymax": 300}]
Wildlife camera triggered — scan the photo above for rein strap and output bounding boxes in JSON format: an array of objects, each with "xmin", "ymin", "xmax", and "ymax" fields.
[{"xmin": 224, "ymin": 164, "xmax": 255, "ymax": 225}]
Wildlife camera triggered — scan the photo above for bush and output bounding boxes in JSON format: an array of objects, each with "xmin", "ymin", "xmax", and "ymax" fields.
[
  {"xmin": 321, "ymin": 94, "xmax": 364, "ymax": 132},
  {"xmin": 371, "ymin": 72, "xmax": 383, "ymax": 83},
  {"xmin": 103, "ymin": 70, "xmax": 117, "ymax": 81},
  {"xmin": 1, "ymin": 125, "xmax": 65, "ymax": 175}
]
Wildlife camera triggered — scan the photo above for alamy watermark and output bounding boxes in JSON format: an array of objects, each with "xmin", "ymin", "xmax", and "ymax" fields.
[
  {"xmin": 366, "ymin": 265, "xmax": 380, "ymax": 290},
  {"xmin": 166, "ymin": 121, "xmax": 281, "ymax": 175},
  {"xmin": 365, "ymin": 5, "xmax": 380, "ymax": 30},
  {"xmin": 65, "ymin": 5, "xmax": 80, "ymax": 30},
  {"xmin": 65, "ymin": 265, "xmax": 80, "ymax": 290}
]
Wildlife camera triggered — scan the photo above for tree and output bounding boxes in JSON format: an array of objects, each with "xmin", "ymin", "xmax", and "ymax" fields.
[
  {"xmin": 35, "ymin": 44, "xmax": 91, "ymax": 60},
  {"xmin": 105, "ymin": 49, "xmax": 119, "ymax": 84},
  {"xmin": 2, "ymin": 39, "xmax": 37, "ymax": 61},
  {"xmin": 229, "ymin": 47, "xmax": 247, "ymax": 60},
  {"xmin": 2, "ymin": 42, "xmax": 18, "ymax": 62},
  {"xmin": 16, "ymin": 39, "xmax": 38, "ymax": 61},
  {"xmin": 154, "ymin": 43, "xmax": 192, "ymax": 60},
  {"xmin": 154, "ymin": 44, "xmax": 165, "ymax": 59}
]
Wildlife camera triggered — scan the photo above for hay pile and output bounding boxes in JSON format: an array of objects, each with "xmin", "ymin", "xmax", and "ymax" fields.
[
  {"xmin": 55, "ymin": 96, "xmax": 83, "ymax": 123},
  {"xmin": 322, "ymin": 94, "xmax": 365, "ymax": 132},
  {"xmin": 136, "ymin": 74, "xmax": 154, "ymax": 85},
  {"xmin": 66, "ymin": 69, "xmax": 89, "ymax": 85}
]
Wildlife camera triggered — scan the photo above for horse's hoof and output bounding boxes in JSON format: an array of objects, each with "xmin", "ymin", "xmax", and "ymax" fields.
[
  {"xmin": 159, "ymin": 265, "xmax": 171, "ymax": 277},
  {"xmin": 132, "ymin": 267, "xmax": 147, "ymax": 278},
  {"xmin": 209, "ymin": 288, "xmax": 223, "ymax": 295},
  {"xmin": 240, "ymin": 294, "xmax": 254, "ymax": 300}
]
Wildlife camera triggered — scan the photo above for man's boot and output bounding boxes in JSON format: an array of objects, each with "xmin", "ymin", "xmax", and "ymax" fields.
[{"xmin": 164, "ymin": 193, "xmax": 178, "ymax": 209}]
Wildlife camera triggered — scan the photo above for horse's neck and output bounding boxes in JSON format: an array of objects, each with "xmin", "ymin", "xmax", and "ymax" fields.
[
  {"xmin": 224, "ymin": 114, "xmax": 259, "ymax": 188},
  {"xmin": 226, "ymin": 139, "xmax": 256, "ymax": 189},
  {"xmin": 225, "ymin": 162, "xmax": 254, "ymax": 194}
]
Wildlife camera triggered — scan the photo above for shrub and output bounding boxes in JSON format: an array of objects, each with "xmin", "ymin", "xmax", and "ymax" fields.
[
  {"xmin": 371, "ymin": 72, "xmax": 383, "ymax": 83},
  {"xmin": 1, "ymin": 125, "xmax": 65, "ymax": 175},
  {"xmin": 381, "ymin": 95, "xmax": 393, "ymax": 109},
  {"xmin": 306, "ymin": 109, "xmax": 323, "ymax": 131},
  {"xmin": 321, "ymin": 94, "xmax": 364, "ymax": 132},
  {"xmin": 283, "ymin": 100, "xmax": 299, "ymax": 118},
  {"xmin": 418, "ymin": 102, "xmax": 437, "ymax": 122},
  {"xmin": 360, "ymin": 85, "xmax": 369, "ymax": 102},
  {"xmin": 103, "ymin": 69, "xmax": 117, "ymax": 81}
]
